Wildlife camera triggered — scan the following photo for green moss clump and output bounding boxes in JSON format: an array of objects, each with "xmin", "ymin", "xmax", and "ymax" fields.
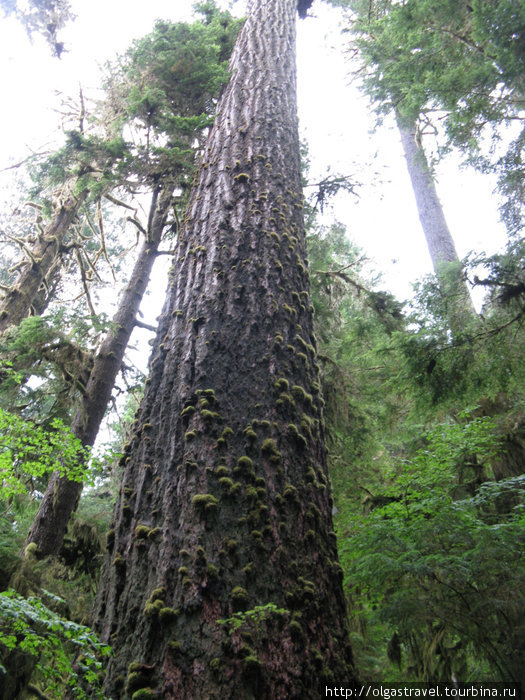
[
  {"xmin": 299, "ymin": 577, "xmax": 316, "ymax": 599},
  {"xmin": 261, "ymin": 438, "xmax": 282, "ymax": 464},
  {"xmin": 243, "ymin": 562, "xmax": 254, "ymax": 577},
  {"xmin": 201, "ymin": 409, "xmax": 221, "ymax": 421},
  {"xmin": 192, "ymin": 494, "xmax": 219, "ymax": 511},
  {"xmin": 306, "ymin": 466, "xmax": 316, "ymax": 483},
  {"xmin": 144, "ymin": 599, "xmax": 163, "ymax": 617},
  {"xmin": 261, "ymin": 438, "xmax": 278, "ymax": 455},
  {"xmin": 236, "ymin": 456, "xmax": 253, "ymax": 469},
  {"xmin": 229, "ymin": 482, "xmax": 243, "ymax": 496},
  {"xmin": 147, "ymin": 527, "xmax": 161, "ymax": 540},
  {"xmin": 181, "ymin": 405, "xmax": 196, "ymax": 417},
  {"xmin": 114, "ymin": 554, "xmax": 125, "ymax": 570},
  {"xmin": 134, "ymin": 525, "xmax": 151, "ymax": 540},
  {"xmin": 243, "ymin": 425, "xmax": 257, "ymax": 441},
  {"xmin": 125, "ymin": 662, "xmax": 156, "ymax": 695},
  {"xmin": 219, "ymin": 476, "xmax": 235, "ymax": 490},
  {"xmin": 159, "ymin": 607, "xmax": 179, "ymax": 625},
  {"xmin": 225, "ymin": 538, "xmax": 238, "ymax": 553},
  {"xmin": 231, "ymin": 586, "xmax": 250, "ymax": 611},
  {"xmin": 210, "ymin": 657, "xmax": 222, "ymax": 673},
  {"xmin": 195, "ymin": 546, "xmax": 206, "ymax": 561},
  {"xmin": 242, "ymin": 654, "xmax": 262, "ymax": 679},
  {"xmin": 305, "ymin": 529, "xmax": 315, "ymax": 543},
  {"xmin": 289, "ymin": 619, "xmax": 304, "ymax": 642},
  {"xmin": 279, "ymin": 392, "xmax": 296, "ymax": 409},
  {"xmin": 255, "ymin": 477, "xmax": 266, "ymax": 488},
  {"xmin": 206, "ymin": 564, "xmax": 219, "ymax": 578},
  {"xmin": 245, "ymin": 485, "xmax": 258, "ymax": 501},
  {"xmin": 283, "ymin": 484, "xmax": 299, "ymax": 501},
  {"xmin": 131, "ymin": 689, "xmax": 156, "ymax": 700},
  {"xmin": 178, "ymin": 566, "xmax": 189, "ymax": 577},
  {"xmin": 220, "ymin": 427, "xmax": 234, "ymax": 440},
  {"xmin": 184, "ymin": 430, "xmax": 197, "ymax": 441},
  {"xmin": 214, "ymin": 465, "xmax": 230, "ymax": 477},
  {"xmin": 274, "ymin": 377, "xmax": 289, "ymax": 391}
]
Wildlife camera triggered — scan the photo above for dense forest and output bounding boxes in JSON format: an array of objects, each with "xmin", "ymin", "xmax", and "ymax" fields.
[{"xmin": 0, "ymin": 0, "xmax": 524, "ymax": 697}]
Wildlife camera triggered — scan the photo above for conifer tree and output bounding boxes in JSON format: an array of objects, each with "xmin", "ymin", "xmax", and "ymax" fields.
[{"xmin": 94, "ymin": 1, "xmax": 357, "ymax": 696}]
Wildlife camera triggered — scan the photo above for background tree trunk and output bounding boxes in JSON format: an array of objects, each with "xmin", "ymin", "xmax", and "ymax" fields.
[
  {"xmin": 396, "ymin": 114, "xmax": 476, "ymax": 327},
  {"xmin": 94, "ymin": 1, "xmax": 357, "ymax": 697},
  {"xmin": 0, "ymin": 185, "xmax": 87, "ymax": 334},
  {"xmin": 24, "ymin": 186, "xmax": 173, "ymax": 557}
]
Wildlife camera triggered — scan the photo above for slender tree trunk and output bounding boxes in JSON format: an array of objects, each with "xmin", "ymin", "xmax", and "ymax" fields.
[
  {"xmin": 396, "ymin": 114, "xmax": 476, "ymax": 325},
  {"xmin": 24, "ymin": 186, "xmax": 173, "ymax": 556},
  {"xmin": 94, "ymin": 2, "xmax": 356, "ymax": 698},
  {"xmin": 0, "ymin": 184, "xmax": 87, "ymax": 334}
]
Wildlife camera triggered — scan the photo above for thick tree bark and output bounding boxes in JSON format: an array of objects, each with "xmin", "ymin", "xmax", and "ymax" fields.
[
  {"xmin": 0, "ymin": 184, "xmax": 87, "ymax": 334},
  {"xmin": 94, "ymin": 1, "xmax": 356, "ymax": 698},
  {"xmin": 396, "ymin": 114, "xmax": 476, "ymax": 325},
  {"xmin": 24, "ymin": 186, "xmax": 173, "ymax": 556}
]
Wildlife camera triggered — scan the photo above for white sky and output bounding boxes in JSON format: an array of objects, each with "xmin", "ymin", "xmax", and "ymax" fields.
[{"xmin": 0, "ymin": 0, "xmax": 508, "ymax": 307}]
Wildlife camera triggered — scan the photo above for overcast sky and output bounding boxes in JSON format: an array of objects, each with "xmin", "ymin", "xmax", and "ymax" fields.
[{"xmin": 0, "ymin": 0, "xmax": 508, "ymax": 305}]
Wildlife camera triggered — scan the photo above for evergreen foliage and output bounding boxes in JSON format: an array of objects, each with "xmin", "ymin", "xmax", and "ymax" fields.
[{"xmin": 329, "ymin": 0, "xmax": 525, "ymax": 233}]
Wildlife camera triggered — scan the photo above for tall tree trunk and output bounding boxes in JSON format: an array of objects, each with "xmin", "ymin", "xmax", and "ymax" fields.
[
  {"xmin": 0, "ymin": 184, "xmax": 87, "ymax": 334},
  {"xmin": 396, "ymin": 114, "xmax": 476, "ymax": 327},
  {"xmin": 24, "ymin": 186, "xmax": 173, "ymax": 556},
  {"xmin": 94, "ymin": 1, "xmax": 356, "ymax": 698}
]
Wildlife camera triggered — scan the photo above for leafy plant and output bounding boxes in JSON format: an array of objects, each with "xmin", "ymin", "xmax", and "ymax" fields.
[
  {"xmin": 217, "ymin": 602, "xmax": 289, "ymax": 634},
  {"xmin": 0, "ymin": 408, "xmax": 96, "ymax": 499},
  {"xmin": 0, "ymin": 589, "xmax": 111, "ymax": 698}
]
